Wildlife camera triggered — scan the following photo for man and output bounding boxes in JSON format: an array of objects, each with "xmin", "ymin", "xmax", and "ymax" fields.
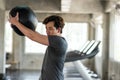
[{"xmin": 9, "ymin": 13, "xmax": 68, "ymax": 80}]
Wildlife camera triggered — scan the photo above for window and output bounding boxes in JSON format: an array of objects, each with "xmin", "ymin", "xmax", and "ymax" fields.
[
  {"xmin": 25, "ymin": 22, "xmax": 88, "ymax": 54},
  {"xmin": 25, "ymin": 23, "xmax": 47, "ymax": 53},
  {"xmin": 5, "ymin": 21, "xmax": 13, "ymax": 53},
  {"xmin": 114, "ymin": 15, "xmax": 120, "ymax": 61},
  {"xmin": 63, "ymin": 23, "xmax": 88, "ymax": 51}
]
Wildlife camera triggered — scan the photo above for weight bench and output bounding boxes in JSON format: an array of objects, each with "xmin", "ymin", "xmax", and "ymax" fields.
[{"xmin": 65, "ymin": 40, "xmax": 101, "ymax": 62}]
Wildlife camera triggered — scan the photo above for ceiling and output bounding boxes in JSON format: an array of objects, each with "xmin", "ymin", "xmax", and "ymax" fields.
[
  {"xmin": 0, "ymin": 0, "xmax": 104, "ymax": 14},
  {"xmin": 0, "ymin": 0, "xmax": 119, "ymax": 22}
]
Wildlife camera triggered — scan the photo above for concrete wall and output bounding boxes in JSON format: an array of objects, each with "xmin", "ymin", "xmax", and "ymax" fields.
[{"xmin": 0, "ymin": 9, "xmax": 5, "ymax": 74}]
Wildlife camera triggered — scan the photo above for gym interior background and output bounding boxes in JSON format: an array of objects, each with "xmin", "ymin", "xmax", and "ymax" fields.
[{"xmin": 0, "ymin": 0, "xmax": 120, "ymax": 80}]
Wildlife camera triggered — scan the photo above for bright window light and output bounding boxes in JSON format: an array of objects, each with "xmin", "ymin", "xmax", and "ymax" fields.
[
  {"xmin": 25, "ymin": 23, "xmax": 47, "ymax": 54},
  {"xmin": 114, "ymin": 15, "xmax": 120, "ymax": 61},
  {"xmin": 61, "ymin": 0, "xmax": 72, "ymax": 12},
  {"xmin": 63, "ymin": 23, "xmax": 88, "ymax": 51},
  {"xmin": 5, "ymin": 21, "xmax": 13, "ymax": 53}
]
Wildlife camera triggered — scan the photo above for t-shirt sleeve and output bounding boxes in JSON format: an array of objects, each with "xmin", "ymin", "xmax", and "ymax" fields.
[{"xmin": 48, "ymin": 35, "xmax": 64, "ymax": 49}]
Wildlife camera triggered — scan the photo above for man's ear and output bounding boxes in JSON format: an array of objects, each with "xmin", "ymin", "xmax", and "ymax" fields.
[{"xmin": 57, "ymin": 27, "xmax": 61, "ymax": 33}]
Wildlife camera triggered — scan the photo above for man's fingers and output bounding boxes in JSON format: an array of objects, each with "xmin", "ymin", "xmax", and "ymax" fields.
[{"xmin": 16, "ymin": 12, "xmax": 19, "ymax": 20}]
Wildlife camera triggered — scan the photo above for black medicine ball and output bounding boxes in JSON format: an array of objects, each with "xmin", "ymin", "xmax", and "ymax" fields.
[{"xmin": 9, "ymin": 6, "xmax": 38, "ymax": 36}]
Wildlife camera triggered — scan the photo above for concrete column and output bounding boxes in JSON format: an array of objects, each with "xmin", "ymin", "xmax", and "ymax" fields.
[
  {"xmin": 87, "ymin": 22, "xmax": 96, "ymax": 71},
  {"xmin": 101, "ymin": 13, "xmax": 110, "ymax": 80},
  {"xmin": 88, "ymin": 23, "xmax": 95, "ymax": 40},
  {"xmin": 12, "ymin": 31, "xmax": 25, "ymax": 69},
  {"xmin": 108, "ymin": 11, "xmax": 116, "ymax": 80},
  {"xmin": 89, "ymin": 22, "xmax": 100, "ymax": 41},
  {"xmin": 0, "ymin": 9, "xmax": 6, "ymax": 80}
]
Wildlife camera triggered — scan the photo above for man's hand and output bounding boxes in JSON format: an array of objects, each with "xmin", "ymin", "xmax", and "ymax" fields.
[{"xmin": 8, "ymin": 12, "xmax": 19, "ymax": 26}]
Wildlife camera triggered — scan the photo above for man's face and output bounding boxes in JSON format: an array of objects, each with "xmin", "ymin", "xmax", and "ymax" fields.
[{"xmin": 45, "ymin": 21, "xmax": 60, "ymax": 35}]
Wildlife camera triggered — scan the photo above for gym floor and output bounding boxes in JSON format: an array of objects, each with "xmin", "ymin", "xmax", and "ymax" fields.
[{"xmin": 6, "ymin": 63, "xmax": 83, "ymax": 80}]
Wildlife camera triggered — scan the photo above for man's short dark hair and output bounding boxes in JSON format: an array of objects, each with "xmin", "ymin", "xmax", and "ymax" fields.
[{"xmin": 43, "ymin": 15, "xmax": 65, "ymax": 33}]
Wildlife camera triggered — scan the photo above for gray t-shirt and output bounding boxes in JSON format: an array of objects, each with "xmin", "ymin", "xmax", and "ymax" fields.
[{"xmin": 40, "ymin": 35, "xmax": 68, "ymax": 80}]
